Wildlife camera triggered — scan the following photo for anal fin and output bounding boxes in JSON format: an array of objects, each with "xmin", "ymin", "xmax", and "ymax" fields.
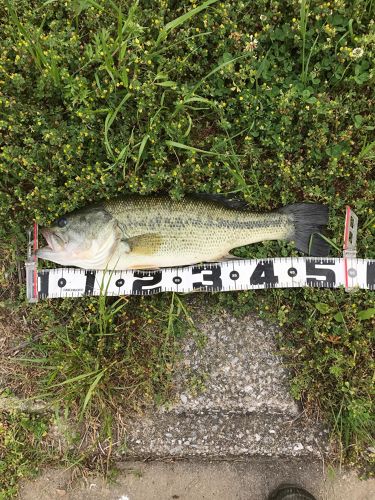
[
  {"xmin": 220, "ymin": 253, "xmax": 246, "ymax": 261},
  {"xmin": 203, "ymin": 253, "xmax": 246, "ymax": 263}
]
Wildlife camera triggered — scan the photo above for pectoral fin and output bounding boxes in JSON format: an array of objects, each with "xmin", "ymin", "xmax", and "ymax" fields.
[
  {"xmin": 126, "ymin": 233, "xmax": 163, "ymax": 256},
  {"xmin": 113, "ymin": 233, "xmax": 164, "ymax": 270}
]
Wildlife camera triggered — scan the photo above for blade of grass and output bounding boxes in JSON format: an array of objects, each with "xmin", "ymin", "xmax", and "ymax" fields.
[
  {"xmin": 190, "ymin": 54, "xmax": 249, "ymax": 95},
  {"xmin": 218, "ymin": 110, "xmax": 260, "ymax": 198},
  {"xmin": 104, "ymin": 92, "xmax": 132, "ymax": 158},
  {"xmin": 47, "ymin": 369, "xmax": 101, "ymax": 389},
  {"xmin": 358, "ymin": 140, "xmax": 375, "ymax": 160},
  {"xmin": 157, "ymin": 0, "xmax": 218, "ymax": 44},
  {"xmin": 363, "ymin": 215, "xmax": 375, "ymax": 230},
  {"xmin": 165, "ymin": 140, "xmax": 225, "ymax": 156},
  {"xmin": 316, "ymin": 233, "xmax": 341, "ymax": 252},
  {"xmin": 135, "ymin": 134, "xmax": 150, "ymax": 172},
  {"xmin": 300, "ymin": 0, "xmax": 309, "ymax": 83},
  {"xmin": 303, "ymin": 32, "xmax": 320, "ymax": 83},
  {"xmin": 80, "ymin": 369, "xmax": 107, "ymax": 417}
]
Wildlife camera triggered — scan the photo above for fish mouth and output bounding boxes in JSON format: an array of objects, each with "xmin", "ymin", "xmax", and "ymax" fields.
[{"xmin": 40, "ymin": 228, "xmax": 66, "ymax": 252}]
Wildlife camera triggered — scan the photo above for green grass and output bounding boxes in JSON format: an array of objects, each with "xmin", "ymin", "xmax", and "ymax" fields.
[
  {"xmin": 0, "ymin": 411, "xmax": 51, "ymax": 498},
  {"xmin": 0, "ymin": 0, "xmax": 374, "ymax": 494}
]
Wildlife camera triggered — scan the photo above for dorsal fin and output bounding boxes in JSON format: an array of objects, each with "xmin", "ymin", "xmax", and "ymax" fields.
[{"xmin": 189, "ymin": 193, "xmax": 249, "ymax": 210}]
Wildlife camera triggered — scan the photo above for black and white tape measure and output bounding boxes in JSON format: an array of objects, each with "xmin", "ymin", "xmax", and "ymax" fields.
[
  {"xmin": 29, "ymin": 257, "xmax": 374, "ymax": 300},
  {"xmin": 25, "ymin": 207, "xmax": 374, "ymax": 301}
]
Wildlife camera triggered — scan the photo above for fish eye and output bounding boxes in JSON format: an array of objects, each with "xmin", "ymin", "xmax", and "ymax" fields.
[{"xmin": 57, "ymin": 217, "xmax": 68, "ymax": 228}]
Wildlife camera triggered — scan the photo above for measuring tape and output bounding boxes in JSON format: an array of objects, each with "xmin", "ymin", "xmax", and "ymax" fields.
[{"xmin": 25, "ymin": 207, "xmax": 374, "ymax": 301}]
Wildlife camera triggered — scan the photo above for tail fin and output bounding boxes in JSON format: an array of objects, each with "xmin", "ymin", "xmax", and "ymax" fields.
[{"xmin": 279, "ymin": 203, "xmax": 330, "ymax": 257}]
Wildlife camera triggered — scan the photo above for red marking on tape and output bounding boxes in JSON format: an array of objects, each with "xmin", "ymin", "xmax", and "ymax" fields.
[{"xmin": 33, "ymin": 222, "xmax": 38, "ymax": 299}]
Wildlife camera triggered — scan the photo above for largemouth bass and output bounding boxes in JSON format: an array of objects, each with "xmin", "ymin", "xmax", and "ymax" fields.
[{"xmin": 37, "ymin": 194, "xmax": 329, "ymax": 270}]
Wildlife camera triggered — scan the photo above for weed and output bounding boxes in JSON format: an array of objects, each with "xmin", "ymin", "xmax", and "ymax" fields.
[{"xmin": 0, "ymin": 411, "xmax": 51, "ymax": 498}]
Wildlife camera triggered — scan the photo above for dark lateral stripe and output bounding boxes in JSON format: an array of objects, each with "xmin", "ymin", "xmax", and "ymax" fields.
[
  {"xmin": 84, "ymin": 271, "xmax": 96, "ymax": 295},
  {"xmin": 127, "ymin": 217, "xmax": 283, "ymax": 231}
]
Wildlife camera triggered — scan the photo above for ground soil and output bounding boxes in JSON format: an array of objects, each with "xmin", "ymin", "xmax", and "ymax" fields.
[{"xmin": 19, "ymin": 458, "xmax": 375, "ymax": 500}]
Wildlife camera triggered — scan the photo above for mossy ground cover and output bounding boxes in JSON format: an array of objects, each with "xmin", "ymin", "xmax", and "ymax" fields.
[{"xmin": 0, "ymin": 0, "xmax": 374, "ymax": 495}]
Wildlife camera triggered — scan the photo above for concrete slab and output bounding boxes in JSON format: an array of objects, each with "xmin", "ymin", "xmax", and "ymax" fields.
[{"xmin": 121, "ymin": 313, "xmax": 328, "ymax": 459}]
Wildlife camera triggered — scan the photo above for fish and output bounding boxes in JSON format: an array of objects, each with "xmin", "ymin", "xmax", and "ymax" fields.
[{"xmin": 37, "ymin": 194, "xmax": 329, "ymax": 270}]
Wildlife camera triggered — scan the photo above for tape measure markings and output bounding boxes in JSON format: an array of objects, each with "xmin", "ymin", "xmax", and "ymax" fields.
[{"xmin": 32, "ymin": 257, "xmax": 374, "ymax": 300}]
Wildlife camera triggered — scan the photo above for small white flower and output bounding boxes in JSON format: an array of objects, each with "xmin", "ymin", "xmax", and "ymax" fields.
[
  {"xmin": 245, "ymin": 35, "xmax": 258, "ymax": 52},
  {"xmin": 351, "ymin": 47, "xmax": 364, "ymax": 59},
  {"xmin": 260, "ymin": 14, "xmax": 267, "ymax": 21}
]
